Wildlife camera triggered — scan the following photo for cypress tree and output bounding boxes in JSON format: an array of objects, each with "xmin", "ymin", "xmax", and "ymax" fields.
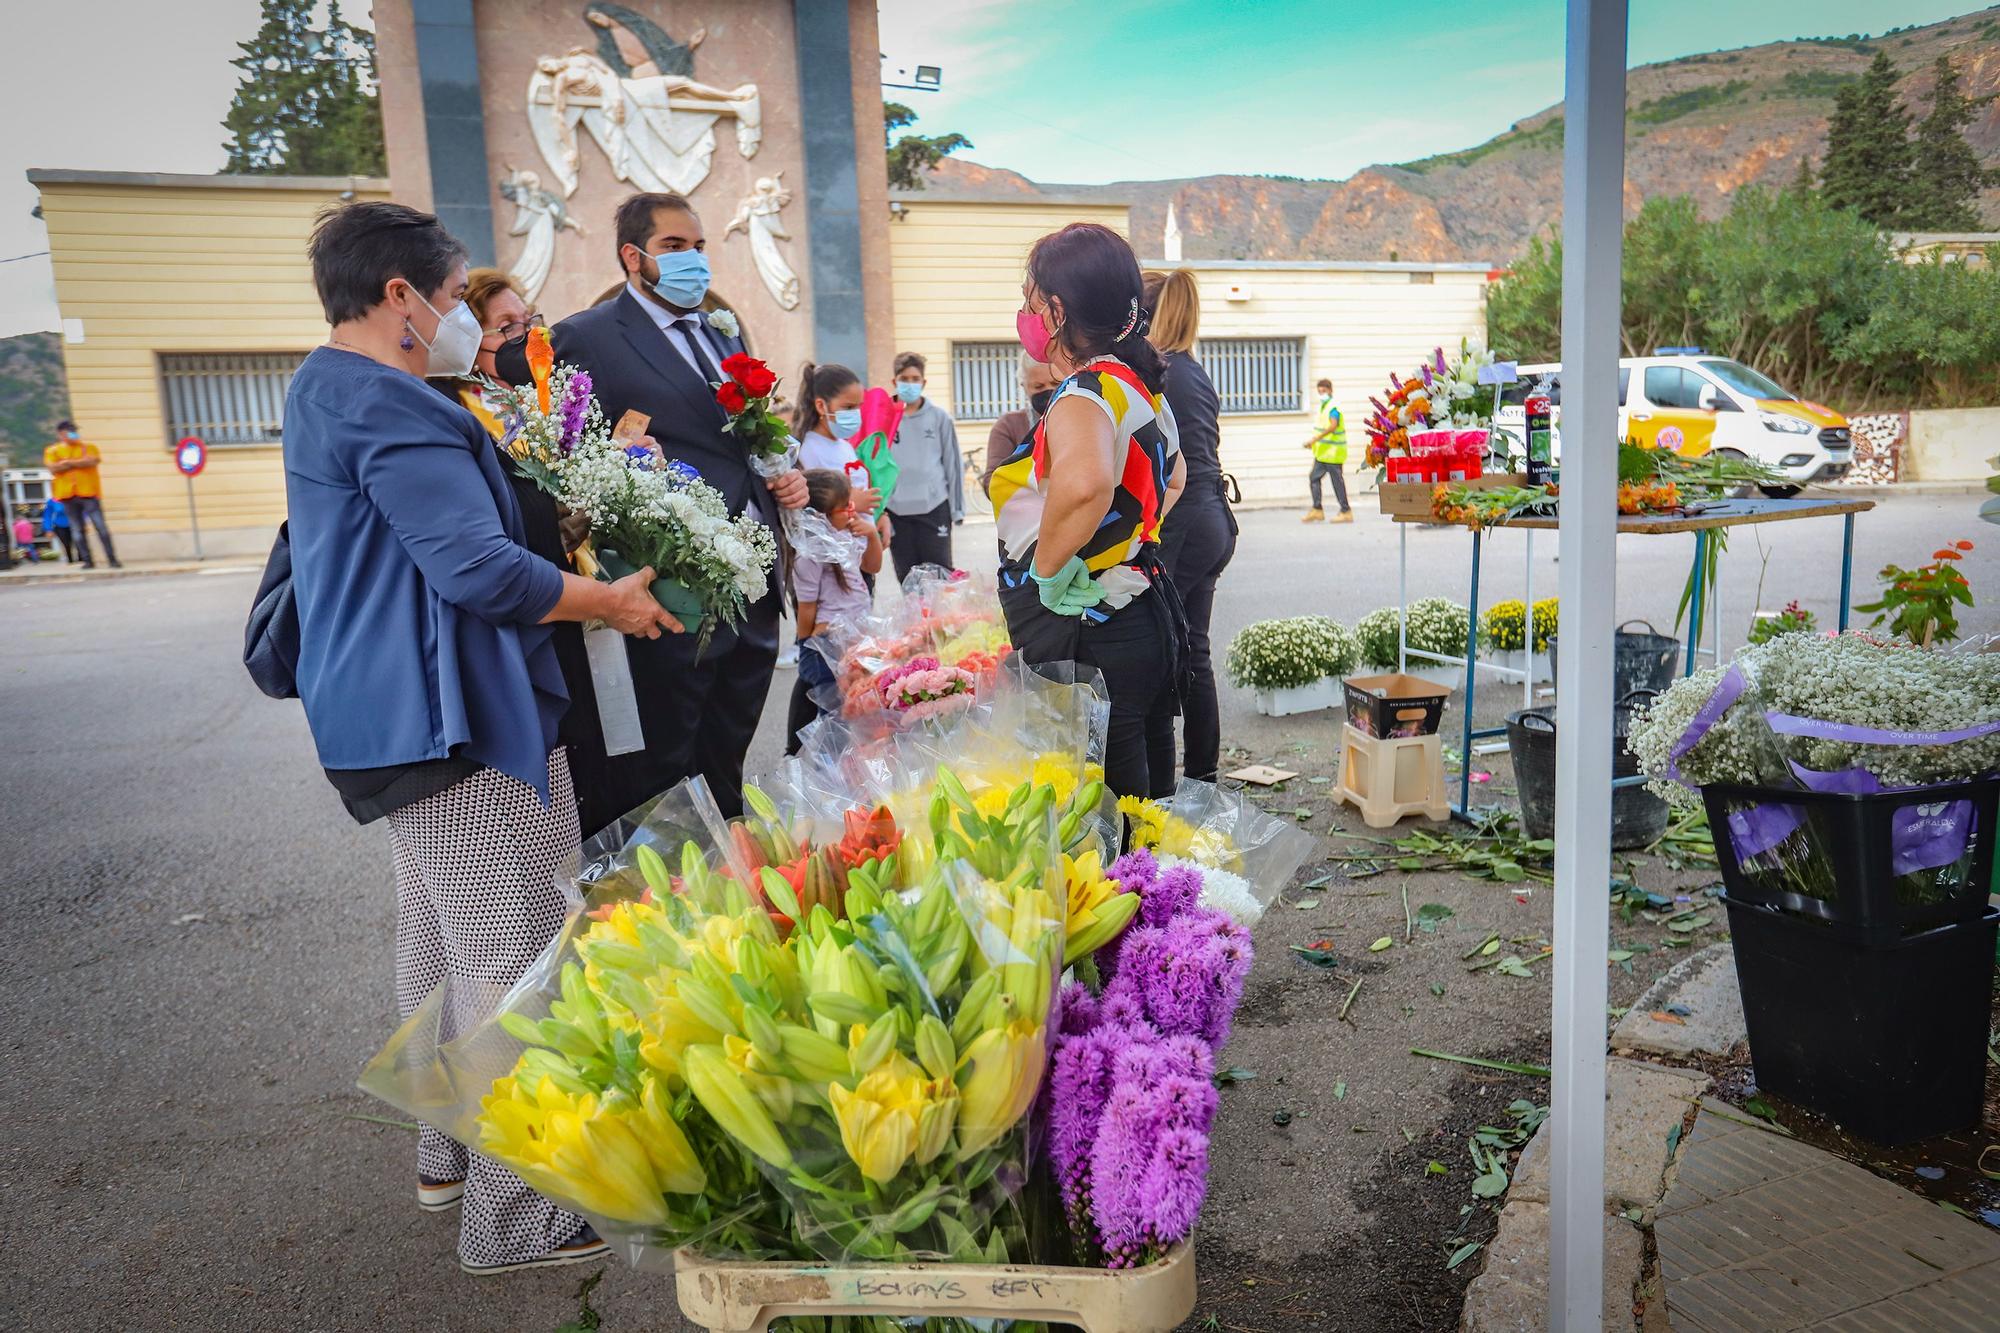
[
  {"xmin": 1820, "ymin": 51, "xmax": 1912, "ymax": 227},
  {"xmin": 221, "ymin": 0, "xmax": 385, "ymax": 177},
  {"xmin": 1904, "ymin": 56, "xmax": 1987, "ymax": 231}
]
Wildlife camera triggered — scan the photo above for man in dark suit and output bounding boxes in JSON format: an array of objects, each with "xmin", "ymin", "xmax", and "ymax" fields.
[{"xmin": 552, "ymin": 190, "xmax": 807, "ymax": 827}]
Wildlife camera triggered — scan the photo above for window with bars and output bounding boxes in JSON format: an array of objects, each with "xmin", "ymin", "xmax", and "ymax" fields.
[
  {"xmin": 159, "ymin": 352, "xmax": 309, "ymax": 447},
  {"xmin": 950, "ymin": 341, "xmax": 1023, "ymax": 420},
  {"xmin": 1197, "ymin": 336, "xmax": 1306, "ymax": 415}
]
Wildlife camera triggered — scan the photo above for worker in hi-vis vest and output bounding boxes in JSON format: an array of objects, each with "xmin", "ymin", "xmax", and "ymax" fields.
[{"xmin": 1303, "ymin": 378, "xmax": 1352, "ymax": 524}]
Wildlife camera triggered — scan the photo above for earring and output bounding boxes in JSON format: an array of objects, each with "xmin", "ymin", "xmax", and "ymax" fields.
[{"xmin": 400, "ymin": 322, "xmax": 416, "ymax": 352}]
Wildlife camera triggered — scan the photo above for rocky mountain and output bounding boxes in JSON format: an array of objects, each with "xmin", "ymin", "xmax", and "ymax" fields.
[
  {"xmin": 0, "ymin": 332, "xmax": 70, "ymax": 468},
  {"xmin": 921, "ymin": 8, "xmax": 2000, "ymax": 265}
]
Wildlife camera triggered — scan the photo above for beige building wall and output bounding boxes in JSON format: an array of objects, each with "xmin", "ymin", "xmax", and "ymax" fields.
[
  {"xmin": 888, "ymin": 194, "xmax": 1490, "ymax": 506},
  {"xmin": 30, "ymin": 170, "xmax": 387, "ymax": 561},
  {"xmin": 1167, "ymin": 262, "xmax": 1492, "ymax": 503},
  {"xmin": 887, "ymin": 194, "xmax": 1129, "ymax": 444}
]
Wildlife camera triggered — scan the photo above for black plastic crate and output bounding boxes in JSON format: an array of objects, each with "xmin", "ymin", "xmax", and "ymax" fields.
[
  {"xmin": 1700, "ymin": 775, "xmax": 1998, "ymax": 940},
  {"xmin": 1724, "ymin": 896, "xmax": 1997, "ymax": 1145},
  {"xmin": 1341, "ymin": 674, "xmax": 1448, "ymax": 739}
]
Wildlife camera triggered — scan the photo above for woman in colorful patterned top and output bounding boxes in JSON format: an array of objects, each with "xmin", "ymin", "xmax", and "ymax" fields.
[{"xmin": 991, "ymin": 222, "xmax": 1189, "ymax": 800}]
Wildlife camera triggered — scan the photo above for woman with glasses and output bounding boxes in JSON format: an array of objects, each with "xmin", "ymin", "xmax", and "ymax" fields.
[
  {"xmin": 286, "ymin": 205, "xmax": 678, "ymax": 1275},
  {"xmin": 431, "ymin": 269, "xmax": 619, "ymax": 841}
]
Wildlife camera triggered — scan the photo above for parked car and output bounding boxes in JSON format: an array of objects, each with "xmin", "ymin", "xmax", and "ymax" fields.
[{"xmin": 1493, "ymin": 355, "xmax": 1851, "ymax": 497}]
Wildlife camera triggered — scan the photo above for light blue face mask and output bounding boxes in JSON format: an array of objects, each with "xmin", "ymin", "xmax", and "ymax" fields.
[
  {"xmin": 894, "ymin": 380, "xmax": 924, "ymax": 405},
  {"xmin": 831, "ymin": 407, "xmax": 863, "ymax": 438},
  {"xmin": 646, "ymin": 248, "xmax": 711, "ymax": 308}
]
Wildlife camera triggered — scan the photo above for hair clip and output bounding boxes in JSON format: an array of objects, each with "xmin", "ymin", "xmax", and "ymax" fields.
[{"xmin": 1116, "ymin": 297, "xmax": 1140, "ymax": 341}]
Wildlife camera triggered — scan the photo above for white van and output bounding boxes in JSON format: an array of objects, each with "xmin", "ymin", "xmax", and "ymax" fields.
[{"xmin": 1493, "ymin": 355, "xmax": 1852, "ymax": 497}]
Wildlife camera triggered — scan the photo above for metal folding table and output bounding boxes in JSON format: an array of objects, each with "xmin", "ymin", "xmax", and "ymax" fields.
[{"xmin": 1390, "ymin": 496, "xmax": 1876, "ymax": 819}]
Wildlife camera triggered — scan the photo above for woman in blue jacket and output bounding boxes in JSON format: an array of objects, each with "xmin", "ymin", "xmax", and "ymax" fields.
[{"xmin": 284, "ymin": 201, "xmax": 678, "ymax": 1275}]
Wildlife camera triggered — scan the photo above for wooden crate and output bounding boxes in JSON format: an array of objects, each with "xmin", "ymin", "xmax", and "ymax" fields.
[
  {"xmin": 674, "ymin": 1242, "xmax": 1196, "ymax": 1333},
  {"xmin": 1378, "ymin": 471, "xmax": 1527, "ymax": 520}
]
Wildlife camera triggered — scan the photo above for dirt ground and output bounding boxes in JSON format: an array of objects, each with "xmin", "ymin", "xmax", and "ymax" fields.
[{"xmin": 1184, "ymin": 696, "xmax": 1725, "ymax": 1332}]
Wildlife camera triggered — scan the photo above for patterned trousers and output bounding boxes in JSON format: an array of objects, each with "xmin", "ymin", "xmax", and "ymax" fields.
[{"xmin": 388, "ymin": 749, "xmax": 586, "ymax": 1267}]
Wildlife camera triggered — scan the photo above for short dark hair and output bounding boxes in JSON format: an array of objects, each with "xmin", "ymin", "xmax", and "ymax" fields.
[
  {"xmin": 55, "ymin": 418, "xmax": 77, "ymax": 432},
  {"xmin": 309, "ymin": 201, "xmax": 467, "ymax": 326},
  {"xmin": 893, "ymin": 351, "xmax": 926, "ymax": 376},
  {"xmin": 614, "ymin": 192, "xmax": 697, "ymax": 267},
  {"xmin": 1316, "ymin": 378, "xmax": 1333, "ymax": 391}
]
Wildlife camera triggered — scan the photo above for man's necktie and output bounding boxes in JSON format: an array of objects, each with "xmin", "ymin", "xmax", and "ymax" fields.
[{"xmin": 668, "ymin": 318, "xmax": 720, "ymax": 385}]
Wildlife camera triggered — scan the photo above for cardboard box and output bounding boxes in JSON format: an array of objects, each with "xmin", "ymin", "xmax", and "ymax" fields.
[{"xmin": 1378, "ymin": 471, "xmax": 1527, "ymax": 520}]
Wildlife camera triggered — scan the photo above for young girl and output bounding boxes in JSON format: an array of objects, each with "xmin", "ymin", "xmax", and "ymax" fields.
[
  {"xmin": 786, "ymin": 468, "xmax": 884, "ymax": 754},
  {"xmin": 793, "ymin": 361, "xmax": 890, "ymax": 550}
]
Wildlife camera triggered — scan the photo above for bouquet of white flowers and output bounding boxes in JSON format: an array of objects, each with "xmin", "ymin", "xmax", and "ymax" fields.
[
  {"xmin": 1629, "ymin": 633, "xmax": 2000, "ymax": 910},
  {"xmin": 496, "ymin": 331, "xmax": 776, "ymax": 651}
]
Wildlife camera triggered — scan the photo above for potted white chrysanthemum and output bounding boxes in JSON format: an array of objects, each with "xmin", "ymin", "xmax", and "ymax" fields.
[{"xmin": 1225, "ymin": 616, "xmax": 1359, "ymax": 716}]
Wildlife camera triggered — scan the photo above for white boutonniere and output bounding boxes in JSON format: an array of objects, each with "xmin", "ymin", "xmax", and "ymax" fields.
[{"xmin": 706, "ymin": 308, "xmax": 740, "ymax": 339}]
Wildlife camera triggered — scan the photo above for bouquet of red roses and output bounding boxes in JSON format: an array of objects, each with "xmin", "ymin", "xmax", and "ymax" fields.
[
  {"xmin": 713, "ymin": 352, "xmax": 855, "ymax": 565},
  {"xmin": 714, "ymin": 353, "xmax": 791, "ymax": 460}
]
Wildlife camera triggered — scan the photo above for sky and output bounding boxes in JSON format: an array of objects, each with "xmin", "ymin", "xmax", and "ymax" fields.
[{"xmin": 0, "ymin": 0, "xmax": 1984, "ymax": 336}]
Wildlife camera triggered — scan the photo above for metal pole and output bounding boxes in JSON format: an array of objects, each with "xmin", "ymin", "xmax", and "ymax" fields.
[
  {"xmin": 1460, "ymin": 529, "xmax": 1483, "ymax": 814},
  {"xmin": 1398, "ymin": 522, "xmax": 1409, "ymax": 672},
  {"xmin": 1684, "ymin": 530, "xmax": 1705, "ymax": 677},
  {"xmin": 185, "ymin": 475, "xmax": 204, "ymax": 561},
  {"xmin": 1552, "ymin": 0, "xmax": 1626, "ymax": 1327},
  {"xmin": 1524, "ymin": 529, "xmax": 1536, "ymax": 709},
  {"xmin": 1838, "ymin": 512, "xmax": 1855, "ymax": 631}
]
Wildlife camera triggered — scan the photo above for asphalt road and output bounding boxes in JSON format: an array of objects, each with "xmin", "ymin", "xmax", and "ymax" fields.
[{"xmin": 0, "ymin": 492, "xmax": 1990, "ymax": 1331}]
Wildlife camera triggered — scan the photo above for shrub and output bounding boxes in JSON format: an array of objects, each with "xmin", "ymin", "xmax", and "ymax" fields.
[
  {"xmin": 1482, "ymin": 597, "xmax": 1559, "ymax": 653},
  {"xmin": 1224, "ymin": 616, "xmax": 1359, "ymax": 690},
  {"xmin": 1355, "ymin": 608, "xmax": 1404, "ymax": 669},
  {"xmin": 1353, "ymin": 600, "xmax": 1472, "ymax": 668},
  {"xmin": 1406, "ymin": 597, "xmax": 1471, "ymax": 658}
]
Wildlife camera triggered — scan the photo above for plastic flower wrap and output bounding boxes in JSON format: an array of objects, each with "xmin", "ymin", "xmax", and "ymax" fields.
[
  {"xmin": 1116, "ymin": 779, "xmax": 1315, "ymax": 927},
  {"xmin": 811, "ymin": 575, "xmax": 1016, "ymax": 731},
  {"xmin": 488, "ymin": 357, "xmax": 776, "ymax": 650},
  {"xmin": 1038, "ymin": 796, "xmax": 1265, "ymax": 1270},
  {"xmin": 1629, "ymin": 633, "xmax": 2000, "ymax": 903}
]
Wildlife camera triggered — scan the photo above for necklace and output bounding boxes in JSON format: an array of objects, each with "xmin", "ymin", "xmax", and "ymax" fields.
[{"xmin": 327, "ymin": 338, "xmax": 368, "ymax": 355}]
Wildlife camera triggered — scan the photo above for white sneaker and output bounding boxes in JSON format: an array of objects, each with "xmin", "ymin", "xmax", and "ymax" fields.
[{"xmin": 777, "ymin": 645, "xmax": 799, "ymax": 669}]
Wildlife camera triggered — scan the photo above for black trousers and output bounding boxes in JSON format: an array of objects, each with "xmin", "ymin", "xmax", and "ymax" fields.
[
  {"xmin": 1001, "ymin": 579, "xmax": 1177, "ymax": 802},
  {"xmin": 1158, "ymin": 490, "xmax": 1238, "ymax": 782},
  {"xmin": 61, "ymin": 497, "xmax": 118, "ymax": 565},
  {"xmin": 1309, "ymin": 460, "xmax": 1350, "ymax": 512},
  {"xmin": 49, "ymin": 527, "xmax": 75, "ymax": 562},
  {"xmin": 887, "ymin": 501, "xmax": 954, "ymax": 584},
  {"xmin": 592, "ymin": 600, "xmax": 779, "ymax": 828}
]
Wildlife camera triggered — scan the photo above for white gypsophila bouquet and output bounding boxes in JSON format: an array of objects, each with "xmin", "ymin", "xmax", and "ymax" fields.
[
  {"xmin": 1628, "ymin": 634, "xmax": 2000, "ymax": 804},
  {"xmin": 1627, "ymin": 664, "xmax": 1777, "ymax": 808},
  {"xmin": 1405, "ymin": 597, "xmax": 1471, "ymax": 658},
  {"xmin": 494, "ymin": 351, "xmax": 775, "ymax": 640},
  {"xmin": 1752, "ymin": 632, "xmax": 2000, "ymax": 787},
  {"xmin": 1224, "ymin": 616, "xmax": 1358, "ymax": 690}
]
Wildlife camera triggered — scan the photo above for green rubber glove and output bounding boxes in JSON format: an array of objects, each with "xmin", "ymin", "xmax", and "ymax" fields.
[{"xmin": 1031, "ymin": 555, "xmax": 1106, "ymax": 617}]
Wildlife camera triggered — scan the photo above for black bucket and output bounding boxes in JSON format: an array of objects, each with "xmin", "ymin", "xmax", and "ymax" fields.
[
  {"xmin": 1506, "ymin": 690, "xmax": 1669, "ymax": 850},
  {"xmin": 1548, "ymin": 620, "xmax": 1681, "ymax": 700},
  {"xmin": 1725, "ymin": 898, "xmax": 1997, "ymax": 1145}
]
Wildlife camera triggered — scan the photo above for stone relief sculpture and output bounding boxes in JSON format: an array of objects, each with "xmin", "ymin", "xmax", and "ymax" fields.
[
  {"xmin": 499, "ymin": 168, "xmax": 585, "ymax": 303},
  {"xmin": 525, "ymin": 6, "xmax": 761, "ymax": 199},
  {"xmin": 724, "ymin": 174, "xmax": 800, "ymax": 311}
]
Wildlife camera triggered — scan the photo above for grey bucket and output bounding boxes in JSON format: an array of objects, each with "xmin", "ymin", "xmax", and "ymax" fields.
[
  {"xmin": 1548, "ymin": 620, "xmax": 1680, "ymax": 700},
  {"xmin": 1506, "ymin": 690, "xmax": 1669, "ymax": 850}
]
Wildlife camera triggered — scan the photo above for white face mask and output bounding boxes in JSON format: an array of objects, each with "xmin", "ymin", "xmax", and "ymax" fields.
[{"xmin": 409, "ymin": 289, "xmax": 482, "ymax": 378}]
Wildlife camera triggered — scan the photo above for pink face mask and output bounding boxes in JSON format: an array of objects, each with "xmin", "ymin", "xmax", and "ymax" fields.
[{"xmin": 1016, "ymin": 306, "xmax": 1055, "ymax": 363}]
